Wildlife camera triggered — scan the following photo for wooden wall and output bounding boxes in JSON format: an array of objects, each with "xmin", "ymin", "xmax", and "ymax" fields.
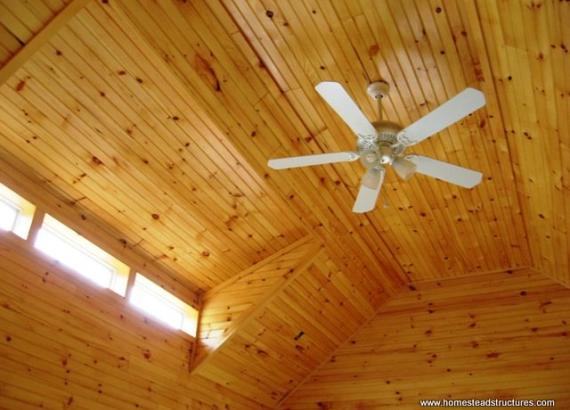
[
  {"xmin": 0, "ymin": 160, "xmax": 201, "ymax": 308},
  {"xmin": 282, "ymin": 269, "xmax": 570, "ymax": 409},
  {"xmin": 0, "ymin": 233, "xmax": 268, "ymax": 410}
]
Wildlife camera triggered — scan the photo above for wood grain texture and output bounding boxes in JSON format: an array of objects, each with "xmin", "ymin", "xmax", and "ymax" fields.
[
  {"xmin": 0, "ymin": 0, "xmax": 71, "ymax": 67},
  {"xmin": 0, "ymin": 0, "xmax": 309, "ymax": 292},
  {"xmin": 197, "ymin": 235, "xmax": 320, "ymax": 362},
  {"xmin": 0, "ymin": 233, "xmax": 269, "ymax": 410},
  {"xmin": 0, "ymin": 0, "xmax": 90, "ymax": 84},
  {"xmin": 113, "ymin": 0, "xmax": 406, "ymax": 293},
  {"xmin": 0, "ymin": 0, "xmax": 567, "ymax": 287},
  {"xmin": 0, "ymin": 0, "xmax": 568, "ymax": 407},
  {"xmin": 0, "ymin": 155, "xmax": 201, "ymax": 307},
  {"xmin": 475, "ymin": 0, "xmax": 570, "ymax": 286},
  {"xmin": 282, "ymin": 269, "xmax": 570, "ymax": 409},
  {"xmin": 193, "ymin": 239, "xmax": 390, "ymax": 406},
  {"xmin": 220, "ymin": 0, "xmax": 534, "ymax": 283},
  {"xmin": 6, "ymin": 0, "xmax": 562, "ymax": 291}
]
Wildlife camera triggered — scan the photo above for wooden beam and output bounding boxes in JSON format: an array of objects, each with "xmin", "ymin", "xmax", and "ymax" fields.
[
  {"xmin": 188, "ymin": 291, "xmax": 204, "ymax": 371},
  {"xmin": 0, "ymin": 0, "xmax": 92, "ymax": 85}
]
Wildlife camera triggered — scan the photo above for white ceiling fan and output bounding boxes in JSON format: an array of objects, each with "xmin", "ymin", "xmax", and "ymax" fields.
[{"xmin": 268, "ymin": 81, "xmax": 485, "ymax": 213}]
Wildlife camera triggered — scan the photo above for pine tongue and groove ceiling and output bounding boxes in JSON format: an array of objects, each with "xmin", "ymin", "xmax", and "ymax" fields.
[{"xmin": 0, "ymin": 0, "xmax": 568, "ymax": 405}]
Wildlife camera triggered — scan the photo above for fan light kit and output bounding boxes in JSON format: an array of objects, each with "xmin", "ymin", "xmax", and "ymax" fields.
[{"xmin": 268, "ymin": 80, "xmax": 485, "ymax": 213}]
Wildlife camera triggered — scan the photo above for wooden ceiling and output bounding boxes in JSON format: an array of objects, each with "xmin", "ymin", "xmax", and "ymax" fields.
[
  {"xmin": 2, "ymin": 0, "xmax": 568, "ymax": 294},
  {"xmin": 0, "ymin": 0, "xmax": 569, "ymax": 408}
]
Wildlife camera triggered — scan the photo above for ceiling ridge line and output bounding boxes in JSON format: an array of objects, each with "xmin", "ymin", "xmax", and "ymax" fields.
[
  {"xmin": 408, "ymin": 265, "xmax": 531, "ymax": 286},
  {"xmin": 217, "ymin": 0, "xmax": 290, "ymax": 100},
  {"xmin": 528, "ymin": 266, "xmax": 570, "ymax": 290},
  {"xmin": 276, "ymin": 280, "xmax": 411, "ymax": 408}
]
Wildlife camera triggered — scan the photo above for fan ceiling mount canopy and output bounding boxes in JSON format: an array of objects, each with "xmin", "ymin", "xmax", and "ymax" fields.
[{"xmin": 268, "ymin": 80, "xmax": 485, "ymax": 213}]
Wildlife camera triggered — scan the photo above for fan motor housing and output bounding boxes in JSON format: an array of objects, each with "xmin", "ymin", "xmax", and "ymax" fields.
[
  {"xmin": 357, "ymin": 120, "xmax": 406, "ymax": 167},
  {"xmin": 373, "ymin": 120, "xmax": 402, "ymax": 143}
]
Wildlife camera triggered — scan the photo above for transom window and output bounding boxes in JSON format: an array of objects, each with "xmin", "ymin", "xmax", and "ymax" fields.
[
  {"xmin": 1, "ymin": 181, "xmax": 199, "ymax": 338},
  {"xmin": 0, "ymin": 183, "xmax": 35, "ymax": 239},
  {"xmin": 34, "ymin": 214, "xmax": 129, "ymax": 296},
  {"xmin": 130, "ymin": 273, "xmax": 198, "ymax": 337}
]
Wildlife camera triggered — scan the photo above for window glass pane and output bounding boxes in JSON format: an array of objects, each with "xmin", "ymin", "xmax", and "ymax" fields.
[
  {"xmin": 34, "ymin": 215, "xmax": 129, "ymax": 296},
  {"xmin": 0, "ymin": 183, "xmax": 35, "ymax": 239},
  {"xmin": 0, "ymin": 200, "xmax": 18, "ymax": 231},
  {"xmin": 35, "ymin": 229, "xmax": 114, "ymax": 288},
  {"xmin": 130, "ymin": 274, "xmax": 198, "ymax": 337},
  {"xmin": 131, "ymin": 286, "xmax": 184, "ymax": 329}
]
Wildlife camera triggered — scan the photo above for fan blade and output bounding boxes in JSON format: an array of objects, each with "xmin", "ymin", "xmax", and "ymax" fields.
[
  {"xmin": 268, "ymin": 151, "xmax": 359, "ymax": 170},
  {"xmin": 315, "ymin": 81, "xmax": 376, "ymax": 138},
  {"xmin": 353, "ymin": 167, "xmax": 385, "ymax": 213},
  {"xmin": 400, "ymin": 88, "xmax": 485, "ymax": 146},
  {"xmin": 406, "ymin": 155, "xmax": 482, "ymax": 188}
]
